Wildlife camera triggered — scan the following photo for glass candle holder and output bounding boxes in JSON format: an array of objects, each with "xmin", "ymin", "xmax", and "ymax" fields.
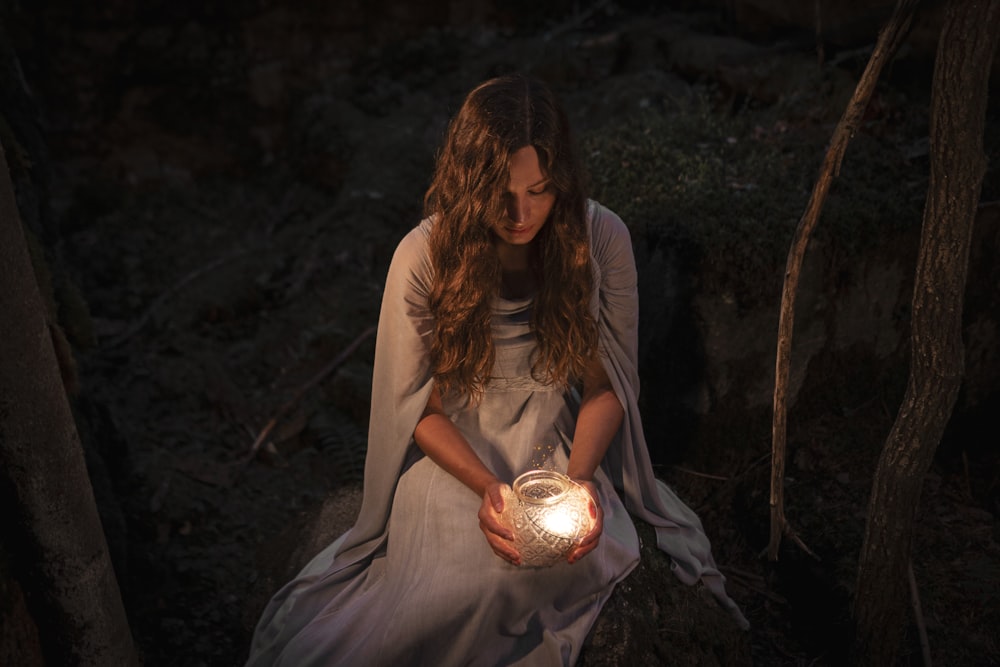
[{"xmin": 500, "ymin": 470, "xmax": 597, "ymax": 567}]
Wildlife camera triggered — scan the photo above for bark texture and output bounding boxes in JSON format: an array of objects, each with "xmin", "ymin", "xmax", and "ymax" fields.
[
  {"xmin": 852, "ymin": 0, "xmax": 1000, "ymax": 663},
  {"xmin": 0, "ymin": 146, "xmax": 138, "ymax": 665}
]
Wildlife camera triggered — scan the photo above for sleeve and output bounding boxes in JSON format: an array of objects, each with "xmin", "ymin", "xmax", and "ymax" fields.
[
  {"xmin": 327, "ymin": 222, "xmax": 438, "ymax": 570},
  {"xmin": 588, "ymin": 201, "xmax": 750, "ymax": 630}
]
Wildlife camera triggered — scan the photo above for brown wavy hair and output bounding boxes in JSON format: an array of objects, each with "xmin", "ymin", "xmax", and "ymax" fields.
[{"xmin": 423, "ymin": 73, "xmax": 597, "ymax": 401}]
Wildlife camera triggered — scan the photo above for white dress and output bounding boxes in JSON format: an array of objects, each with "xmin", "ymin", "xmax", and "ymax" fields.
[{"xmin": 246, "ymin": 201, "xmax": 747, "ymax": 667}]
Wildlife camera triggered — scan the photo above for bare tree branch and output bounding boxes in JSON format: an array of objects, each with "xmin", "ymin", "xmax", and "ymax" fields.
[{"xmin": 766, "ymin": 0, "xmax": 920, "ymax": 561}]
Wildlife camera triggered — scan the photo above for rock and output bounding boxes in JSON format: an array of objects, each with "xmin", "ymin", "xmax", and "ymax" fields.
[{"xmin": 581, "ymin": 520, "xmax": 751, "ymax": 666}]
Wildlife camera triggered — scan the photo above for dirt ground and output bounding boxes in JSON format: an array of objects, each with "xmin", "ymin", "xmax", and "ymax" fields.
[{"xmin": 14, "ymin": 3, "xmax": 999, "ymax": 665}]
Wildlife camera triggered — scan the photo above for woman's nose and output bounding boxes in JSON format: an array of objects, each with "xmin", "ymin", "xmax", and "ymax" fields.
[{"xmin": 507, "ymin": 195, "xmax": 528, "ymax": 222}]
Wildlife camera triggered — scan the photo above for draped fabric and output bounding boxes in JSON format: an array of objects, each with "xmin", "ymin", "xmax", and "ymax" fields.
[{"xmin": 246, "ymin": 201, "xmax": 747, "ymax": 667}]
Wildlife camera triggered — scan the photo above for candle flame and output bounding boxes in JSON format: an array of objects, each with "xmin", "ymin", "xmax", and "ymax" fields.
[{"xmin": 539, "ymin": 504, "xmax": 577, "ymax": 538}]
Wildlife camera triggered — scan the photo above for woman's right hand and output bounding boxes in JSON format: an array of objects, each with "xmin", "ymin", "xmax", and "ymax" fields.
[{"xmin": 478, "ymin": 481, "xmax": 522, "ymax": 566}]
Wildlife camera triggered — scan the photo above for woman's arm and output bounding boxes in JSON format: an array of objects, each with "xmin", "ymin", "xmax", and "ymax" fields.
[
  {"xmin": 565, "ymin": 354, "xmax": 624, "ymax": 563},
  {"xmin": 414, "ymin": 384, "xmax": 499, "ymax": 496},
  {"xmin": 413, "ymin": 384, "xmax": 522, "ymax": 565},
  {"xmin": 566, "ymin": 355, "xmax": 624, "ymax": 482}
]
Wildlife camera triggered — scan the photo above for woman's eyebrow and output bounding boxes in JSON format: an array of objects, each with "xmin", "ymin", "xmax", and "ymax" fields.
[{"xmin": 507, "ymin": 177, "xmax": 550, "ymax": 193}]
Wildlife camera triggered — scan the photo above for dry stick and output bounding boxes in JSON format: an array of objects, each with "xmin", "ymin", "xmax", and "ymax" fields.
[
  {"xmin": 244, "ymin": 324, "xmax": 377, "ymax": 463},
  {"xmin": 908, "ymin": 560, "xmax": 933, "ymax": 667},
  {"xmin": 765, "ymin": 0, "xmax": 920, "ymax": 562},
  {"xmin": 544, "ymin": 0, "xmax": 613, "ymax": 41},
  {"xmin": 102, "ymin": 247, "xmax": 253, "ymax": 349},
  {"xmin": 695, "ymin": 451, "xmax": 771, "ymax": 515},
  {"xmin": 719, "ymin": 565, "xmax": 766, "ymax": 584},
  {"xmin": 721, "ymin": 568, "xmax": 789, "ymax": 605},
  {"xmin": 671, "ymin": 465, "xmax": 729, "ymax": 481}
]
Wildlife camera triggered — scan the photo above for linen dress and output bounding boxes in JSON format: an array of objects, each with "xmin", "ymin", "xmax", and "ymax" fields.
[{"xmin": 246, "ymin": 201, "xmax": 748, "ymax": 667}]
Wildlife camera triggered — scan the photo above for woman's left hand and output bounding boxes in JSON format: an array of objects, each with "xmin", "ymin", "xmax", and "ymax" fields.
[{"xmin": 566, "ymin": 479, "xmax": 603, "ymax": 564}]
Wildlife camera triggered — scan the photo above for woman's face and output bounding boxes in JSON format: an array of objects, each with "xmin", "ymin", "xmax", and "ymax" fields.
[{"xmin": 492, "ymin": 145, "xmax": 556, "ymax": 249}]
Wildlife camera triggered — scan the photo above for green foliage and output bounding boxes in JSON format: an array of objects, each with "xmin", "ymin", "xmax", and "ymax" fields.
[{"xmin": 581, "ymin": 90, "xmax": 926, "ymax": 307}]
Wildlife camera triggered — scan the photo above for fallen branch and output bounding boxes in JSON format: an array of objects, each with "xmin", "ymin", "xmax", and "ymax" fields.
[
  {"xmin": 244, "ymin": 325, "xmax": 376, "ymax": 464},
  {"xmin": 694, "ymin": 451, "xmax": 771, "ymax": 515},
  {"xmin": 545, "ymin": 0, "xmax": 613, "ymax": 41},
  {"xmin": 720, "ymin": 567, "xmax": 789, "ymax": 605},
  {"xmin": 783, "ymin": 523, "xmax": 820, "ymax": 561},
  {"xmin": 766, "ymin": 0, "xmax": 919, "ymax": 561},
  {"xmin": 670, "ymin": 465, "xmax": 729, "ymax": 481},
  {"xmin": 102, "ymin": 247, "xmax": 253, "ymax": 349},
  {"xmin": 718, "ymin": 565, "xmax": 765, "ymax": 584}
]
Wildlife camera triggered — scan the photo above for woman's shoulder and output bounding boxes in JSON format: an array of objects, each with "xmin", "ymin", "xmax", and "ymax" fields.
[
  {"xmin": 390, "ymin": 217, "xmax": 434, "ymax": 264},
  {"xmin": 586, "ymin": 199, "xmax": 633, "ymax": 264},
  {"xmin": 386, "ymin": 217, "xmax": 435, "ymax": 288},
  {"xmin": 395, "ymin": 216, "xmax": 433, "ymax": 252},
  {"xmin": 587, "ymin": 199, "xmax": 626, "ymax": 229}
]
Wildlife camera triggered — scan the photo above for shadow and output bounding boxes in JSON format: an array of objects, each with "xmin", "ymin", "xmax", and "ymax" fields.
[{"xmin": 633, "ymin": 224, "xmax": 705, "ymax": 467}]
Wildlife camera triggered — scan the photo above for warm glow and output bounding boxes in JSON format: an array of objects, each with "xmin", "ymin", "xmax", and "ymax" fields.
[
  {"xmin": 533, "ymin": 482, "xmax": 593, "ymax": 540},
  {"xmin": 503, "ymin": 470, "xmax": 597, "ymax": 566},
  {"xmin": 539, "ymin": 503, "xmax": 577, "ymax": 538}
]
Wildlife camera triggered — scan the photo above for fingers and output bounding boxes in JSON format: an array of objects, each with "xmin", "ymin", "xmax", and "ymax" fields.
[
  {"xmin": 479, "ymin": 483, "xmax": 513, "ymax": 540},
  {"xmin": 478, "ymin": 507, "xmax": 513, "ymax": 541},
  {"xmin": 567, "ymin": 523, "xmax": 602, "ymax": 562},
  {"xmin": 485, "ymin": 482, "xmax": 506, "ymax": 514},
  {"xmin": 480, "ymin": 483, "xmax": 521, "ymax": 565},
  {"xmin": 567, "ymin": 519, "xmax": 602, "ymax": 563},
  {"xmin": 567, "ymin": 481, "xmax": 603, "ymax": 564},
  {"xmin": 480, "ymin": 519, "xmax": 522, "ymax": 566}
]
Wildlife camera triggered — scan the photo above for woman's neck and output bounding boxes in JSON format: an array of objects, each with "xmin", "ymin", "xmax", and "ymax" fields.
[
  {"xmin": 495, "ymin": 239, "xmax": 530, "ymax": 271},
  {"xmin": 496, "ymin": 240, "xmax": 535, "ymax": 298}
]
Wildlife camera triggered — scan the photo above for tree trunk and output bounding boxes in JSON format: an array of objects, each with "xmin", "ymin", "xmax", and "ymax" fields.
[
  {"xmin": 0, "ymin": 147, "xmax": 139, "ymax": 664},
  {"xmin": 852, "ymin": 0, "xmax": 1000, "ymax": 664}
]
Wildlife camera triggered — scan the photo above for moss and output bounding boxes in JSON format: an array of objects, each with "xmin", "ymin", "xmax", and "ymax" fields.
[
  {"xmin": 580, "ymin": 519, "xmax": 751, "ymax": 666},
  {"xmin": 582, "ymin": 90, "xmax": 927, "ymax": 309}
]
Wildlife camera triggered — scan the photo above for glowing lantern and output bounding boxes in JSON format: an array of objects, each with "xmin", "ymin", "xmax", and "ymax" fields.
[{"xmin": 501, "ymin": 470, "xmax": 597, "ymax": 567}]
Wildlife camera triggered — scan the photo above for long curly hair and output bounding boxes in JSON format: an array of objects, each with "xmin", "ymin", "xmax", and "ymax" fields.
[{"xmin": 423, "ymin": 73, "xmax": 597, "ymax": 401}]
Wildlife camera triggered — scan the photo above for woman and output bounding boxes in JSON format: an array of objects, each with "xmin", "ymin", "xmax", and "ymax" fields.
[{"xmin": 247, "ymin": 74, "xmax": 747, "ymax": 667}]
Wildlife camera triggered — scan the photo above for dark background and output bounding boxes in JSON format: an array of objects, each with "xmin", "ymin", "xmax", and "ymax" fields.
[{"xmin": 2, "ymin": 0, "xmax": 998, "ymax": 665}]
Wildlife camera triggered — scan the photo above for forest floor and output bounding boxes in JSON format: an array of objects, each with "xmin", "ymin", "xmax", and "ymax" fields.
[{"xmin": 18, "ymin": 2, "xmax": 999, "ymax": 665}]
